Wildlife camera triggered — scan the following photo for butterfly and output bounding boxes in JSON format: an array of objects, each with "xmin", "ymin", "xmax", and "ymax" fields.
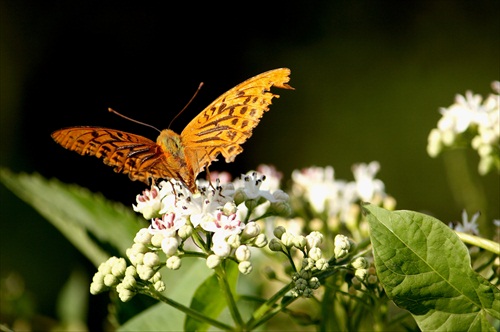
[{"xmin": 51, "ymin": 68, "xmax": 293, "ymax": 192}]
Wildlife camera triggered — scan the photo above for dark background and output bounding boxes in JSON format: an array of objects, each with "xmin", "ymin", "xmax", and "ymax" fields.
[{"xmin": 1, "ymin": 0, "xmax": 499, "ymax": 328}]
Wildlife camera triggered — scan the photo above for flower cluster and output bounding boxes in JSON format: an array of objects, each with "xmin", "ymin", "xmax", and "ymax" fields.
[
  {"xmin": 427, "ymin": 81, "xmax": 500, "ymax": 175},
  {"xmin": 91, "ymin": 170, "xmax": 290, "ymax": 301},
  {"xmin": 290, "ymin": 162, "xmax": 396, "ymax": 241},
  {"xmin": 91, "ymin": 162, "xmax": 392, "ymax": 302},
  {"xmin": 269, "ymin": 227, "xmax": 329, "ymax": 297}
]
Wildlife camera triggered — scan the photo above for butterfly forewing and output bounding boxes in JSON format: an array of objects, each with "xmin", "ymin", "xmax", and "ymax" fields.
[
  {"xmin": 180, "ymin": 68, "xmax": 293, "ymax": 169},
  {"xmin": 51, "ymin": 127, "xmax": 176, "ymax": 184}
]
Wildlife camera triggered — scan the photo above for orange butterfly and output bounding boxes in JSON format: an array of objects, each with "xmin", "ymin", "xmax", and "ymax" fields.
[{"xmin": 51, "ymin": 68, "xmax": 293, "ymax": 192}]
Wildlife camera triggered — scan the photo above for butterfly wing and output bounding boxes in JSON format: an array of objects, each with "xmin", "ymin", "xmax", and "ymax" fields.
[
  {"xmin": 180, "ymin": 68, "xmax": 293, "ymax": 175},
  {"xmin": 51, "ymin": 127, "xmax": 178, "ymax": 184}
]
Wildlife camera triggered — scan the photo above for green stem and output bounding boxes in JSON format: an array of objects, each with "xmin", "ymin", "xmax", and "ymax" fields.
[
  {"xmin": 215, "ymin": 265, "xmax": 244, "ymax": 328},
  {"xmin": 246, "ymin": 282, "xmax": 295, "ymax": 329},
  {"xmin": 456, "ymin": 231, "xmax": 500, "ymax": 255},
  {"xmin": 142, "ymin": 286, "xmax": 234, "ymax": 331}
]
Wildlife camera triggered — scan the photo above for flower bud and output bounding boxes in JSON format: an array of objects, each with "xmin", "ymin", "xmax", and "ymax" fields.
[
  {"xmin": 281, "ymin": 232, "xmax": 295, "ymax": 247},
  {"xmin": 253, "ymin": 233, "xmax": 268, "ymax": 248},
  {"xmin": 136, "ymin": 264, "xmax": 155, "ymax": 281},
  {"xmin": 334, "ymin": 234, "xmax": 351, "ymax": 259},
  {"xmin": 154, "ymin": 280, "xmax": 166, "ymax": 292},
  {"xmin": 315, "ymin": 258, "xmax": 329, "ymax": 271},
  {"xmin": 117, "ymin": 284, "xmax": 136, "ymax": 302},
  {"xmin": 268, "ymin": 238, "xmax": 283, "ymax": 252},
  {"xmin": 227, "ymin": 234, "xmax": 241, "ymax": 248},
  {"xmin": 177, "ymin": 224, "xmax": 193, "ymax": 240},
  {"xmin": 351, "ymin": 257, "xmax": 368, "ymax": 270},
  {"xmin": 306, "ymin": 231, "xmax": 323, "ymax": 249},
  {"xmin": 161, "ymin": 237, "xmax": 179, "ymax": 256},
  {"xmin": 238, "ymin": 261, "xmax": 253, "ymax": 275},
  {"xmin": 134, "ymin": 228, "xmax": 153, "ymax": 245},
  {"xmin": 166, "ymin": 256, "xmax": 182, "ymax": 270},
  {"xmin": 111, "ymin": 258, "xmax": 127, "ymax": 277},
  {"xmin": 308, "ymin": 247, "xmax": 322, "ymax": 261},
  {"xmin": 235, "ymin": 245, "xmax": 251, "ymax": 262},
  {"xmin": 242, "ymin": 222, "xmax": 260, "ymax": 238},
  {"xmin": 273, "ymin": 226, "xmax": 286, "ymax": 239},
  {"xmin": 151, "ymin": 233, "xmax": 164, "ymax": 247},
  {"xmin": 355, "ymin": 268, "xmax": 367, "ymax": 280},
  {"xmin": 143, "ymin": 252, "xmax": 160, "ymax": 267},
  {"xmin": 90, "ymin": 281, "xmax": 105, "ymax": 295},
  {"xmin": 223, "ymin": 202, "xmax": 237, "ymax": 215},
  {"xmin": 206, "ymin": 254, "xmax": 222, "ymax": 269},
  {"xmin": 293, "ymin": 235, "xmax": 306, "ymax": 249},
  {"xmin": 121, "ymin": 275, "xmax": 136, "ymax": 289},
  {"xmin": 103, "ymin": 274, "xmax": 118, "ymax": 287},
  {"xmin": 308, "ymin": 277, "xmax": 320, "ymax": 289}
]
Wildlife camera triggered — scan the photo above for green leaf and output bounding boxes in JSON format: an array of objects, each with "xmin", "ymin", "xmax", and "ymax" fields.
[
  {"xmin": 364, "ymin": 203, "xmax": 500, "ymax": 331},
  {"xmin": 0, "ymin": 168, "xmax": 144, "ymax": 266},
  {"xmin": 185, "ymin": 262, "xmax": 238, "ymax": 331}
]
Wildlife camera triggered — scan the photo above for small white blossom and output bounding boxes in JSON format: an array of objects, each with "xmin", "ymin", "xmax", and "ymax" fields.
[
  {"xmin": 149, "ymin": 213, "xmax": 186, "ymax": 238},
  {"xmin": 212, "ymin": 240, "xmax": 231, "ymax": 258},
  {"xmin": 352, "ymin": 161, "xmax": 385, "ymax": 202},
  {"xmin": 449, "ymin": 210, "xmax": 480, "ymax": 235},
  {"xmin": 134, "ymin": 228, "xmax": 153, "ymax": 245},
  {"xmin": 133, "ymin": 185, "xmax": 162, "ymax": 219},
  {"xmin": 201, "ymin": 212, "xmax": 245, "ymax": 243}
]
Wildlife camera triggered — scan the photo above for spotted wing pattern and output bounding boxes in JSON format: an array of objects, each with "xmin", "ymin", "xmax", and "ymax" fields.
[
  {"xmin": 51, "ymin": 127, "xmax": 175, "ymax": 184},
  {"xmin": 181, "ymin": 68, "xmax": 293, "ymax": 175}
]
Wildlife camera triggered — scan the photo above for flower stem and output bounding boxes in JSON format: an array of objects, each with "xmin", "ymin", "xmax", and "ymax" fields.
[
  {"xmin": 215, "ymin": 265, "xmax": 244, "ymax": 328},
  {"xmin": 245, "ymin": 282, "xmax": 295, "ymax": 329},
  {"xmin": 456, "ymin": 231, "xmax": 500, "ymax": 255}
]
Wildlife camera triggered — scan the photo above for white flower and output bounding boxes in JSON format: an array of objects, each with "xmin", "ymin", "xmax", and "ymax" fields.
[
  {"xmin": 256, "ymin": 164, "xmax": 283, "ymax": 191},
  {"xmin": 352, "ymin": 161, "xmax": 385, "ymax": 202},
  {"xmin": 212, "ymin": 240, "xmax": 231, "ymax": 258},
  {"xmin": 133, "ymin": 185, "xmax": 162, "ymax": 219},
  {"xmin": 149, "ymin": 213, "xmax": 186, "ymax": 238},
  {"xmin": 449, "ymin": 210, "xmax": 480, "ymax": 235},
  {"xmin": 234, "ymin": 171, "xmax": 276, "ymax": 202},
  {"xmin": 201, "ymin": 212, "xmax": 245, "ymax": 243},
  {"xmin": 292, "ymin": 166, "xmax": 339, "ymax": 214}
]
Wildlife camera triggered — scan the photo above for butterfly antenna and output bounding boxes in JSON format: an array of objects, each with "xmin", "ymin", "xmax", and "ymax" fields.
[
  {"xmin": 168, "ymin": 82, "xmax": 204, "ymax": 129},
  {"xmin": 108, "ymin": 108, "xmax": 162, "ymax": 133}
]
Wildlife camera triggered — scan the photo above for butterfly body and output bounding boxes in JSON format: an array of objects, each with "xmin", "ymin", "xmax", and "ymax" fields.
[{"xmin": 52, "ymin": 68, "xmax": 293, "ymax": 192}]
